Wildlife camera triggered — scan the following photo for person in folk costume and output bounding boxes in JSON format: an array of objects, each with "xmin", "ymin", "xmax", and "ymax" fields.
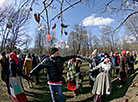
[
  {"xmin": 79, "ymin": 49, "xmax": 99, "ymax": 92},
  {"xmin": 114, "ymin": 52, "xmax": 121, "ymax": 77},
  {"xmin": 23, "ymin": 54, "xmax": 33, "ymax": 88},
  {"xmin": 13, "ymin": 50, "xmax": 24, "ymax": 90},
  {"xmin": 29, "ymin": 47, "xmax": 80, "ymax": 102},
  {"xmin": 9, "ymin": 52, "xmax": 29, "ymax": 102},
  {"xmin": 87, "ymin": 58, "xmax": 112, "ymax": 102},
  {"xmin": 67, "ymin": 58, "xmax": 84, "ymax": 96},
  {"xmin": 128, "ymin": 51, "xmax": 135, "ymax": 74},
  {"xmin": 89, "ymin": 49, "xmax": 99, "ymax": 91},
  {"xmin": 118, "ymin": 50, "xmax": 129, "ymax": 88},
  {"xmin": 0, "ymin": 51, "xmax": 11, "ymax": 95}
]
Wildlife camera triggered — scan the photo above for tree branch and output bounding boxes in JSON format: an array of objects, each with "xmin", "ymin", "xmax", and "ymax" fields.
[
  {"xmin": 40, "ymin": 0, "xmax": 54, "ymax": 15},
  {"xmin": 113, "ymin": 11, "xmax": 138, "ymax": 32},
  {"xmin": 50, "ymin": 0, "xmax": 82, "ymax": 22}
]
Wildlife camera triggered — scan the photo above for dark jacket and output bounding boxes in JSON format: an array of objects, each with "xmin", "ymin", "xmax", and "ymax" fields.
[
  {"xmin": 0, "ymin": 56, "xmax": 9, "ymax": 81},
  {"xmin": 119, "ymin": 56, "xmax": 128, "ymax": 78},
  {"xmin": 9, "ymin": 59, "xmax": 29, "ymax": 80},
  {"xmin": 32, "ymin": 55, "xmax": 38, "ymax": 68},
  {"xmin": 30, "ymin": 55, "xmax": 78, "ymax": 82},
  {"xmin": 115, "ymin": 56, "xmax": 120, "ymax": 66}
]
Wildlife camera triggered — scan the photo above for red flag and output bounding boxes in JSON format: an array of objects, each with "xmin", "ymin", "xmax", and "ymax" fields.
[
  {"xmin": 46, "ymin": 34, "xmax": 51, "ymax": 42},
  {"xmin": 52, "ymin": 24, "xmax": 56, "ymax": 29}
]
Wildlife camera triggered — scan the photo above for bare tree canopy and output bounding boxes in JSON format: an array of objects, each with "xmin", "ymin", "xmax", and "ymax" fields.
[{"xmin": 0, "ymin": 3, "xmax": 31, "ymax": 52}]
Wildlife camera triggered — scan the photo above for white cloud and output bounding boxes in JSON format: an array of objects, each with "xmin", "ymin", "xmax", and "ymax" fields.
[{"xmin": 82, "ymin": 14, "xmax": 114, "ymax": 26}]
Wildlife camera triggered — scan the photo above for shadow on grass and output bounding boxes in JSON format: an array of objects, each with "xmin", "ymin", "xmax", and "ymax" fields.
[
  {"xmin": 104, "ymin": 68, "xmax": 138, "ymax": 102},
  {"xmin": 26, "ymin": 67, "xmax": 138, "ymax": 102},
  {"xmin": 26, "ymin": 72, "xmax": 52, "ymax": 102}
]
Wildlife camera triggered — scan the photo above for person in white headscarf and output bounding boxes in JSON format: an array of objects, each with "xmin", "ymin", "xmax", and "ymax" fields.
[{"xmin": 87, "ymin": 58, "xmax": 112, "ymax": 102}]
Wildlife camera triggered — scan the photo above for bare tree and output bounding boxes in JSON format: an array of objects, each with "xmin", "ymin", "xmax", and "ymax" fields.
[
  {"xmin": 34, "ymin": 29, "xmax": 46, "ymax": 55},
  {"xmin": 11, "ymin": 0, "xmax": 82, "ymax": 35},
  {"xmin": 100, "ymin": 25, "xmax": 118, "ymax": 52},
  {"xmin": 34, "ymin": 25, "xmax": 57, "ymax": 55},
  {"xmin": 0, "ymin": 4, "xmax": 31, "ymax": 52},
  {"xmin": 100, "ymin": 0, "xmax": 138, "ymax": 32},
  {"xmin": 124, "ymin": 15, "xmax": 138, "ymax": 50},
  {"xmin": 67, "ymin": 24, "xmax": 88, "ymax": 54},
  {"xmin": 125, "ymin": 15, "xmax": 138, "ymax": 41}
]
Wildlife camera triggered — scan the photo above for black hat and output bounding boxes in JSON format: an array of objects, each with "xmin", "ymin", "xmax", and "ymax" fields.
[{"xmin": 49, "ymin": 47, "xmax": 59, "ymax": 55}]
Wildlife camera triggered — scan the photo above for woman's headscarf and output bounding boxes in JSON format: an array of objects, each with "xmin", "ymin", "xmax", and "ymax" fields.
[
  {"xmin": 9, "ymin": 52, "xmax": 19, "ymax": 65},
  {"xmin": 121, "ymin": 50, "xmax": 126, "ymax": 56}
]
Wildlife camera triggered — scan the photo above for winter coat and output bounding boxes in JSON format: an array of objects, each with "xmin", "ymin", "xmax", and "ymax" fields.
[
  {"xmin": 30, "ymin": 55, "xmax": 78, "ymax": 82},
  {"xmin": 115, "ymin": 56, "xmax": 120, "ymax": 66},
  {"xmin": 23, "ymin": 58, "xmax": 32, "ymax": 75},
  {"xmin": 0, "ymin": 56, "xmax": 9, "ymax": 81},
  {"xmin": 67, "ymin": 62, "xmax": 83, "ymax": 90},
  {"xmin": 119, "ymin": 56, "xmax": 128, "ymax": 80},
  {"xmin": 9, "ymin": 59, "xmax": 29, "ymax": 80},
  {"xmin": 32, "ymin": 56, "xmax": 38, "ymax": 68}
]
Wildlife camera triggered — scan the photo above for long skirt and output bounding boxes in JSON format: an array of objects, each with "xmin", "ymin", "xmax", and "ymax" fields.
[
  {"xmin": 9, "ymin": 76, "xmax": 28, "ymax": 102},
  {"xmin": 92, "ymin": 72, "xmax": 111, "ymax": 95}
]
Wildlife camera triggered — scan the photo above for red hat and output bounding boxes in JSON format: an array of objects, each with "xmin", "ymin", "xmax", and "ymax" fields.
[{"xmin": 121, "ymin": 50, "xmax": 126, "ymax": 56}]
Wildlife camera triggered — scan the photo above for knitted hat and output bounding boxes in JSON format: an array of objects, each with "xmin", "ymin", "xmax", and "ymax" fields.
[{"xmin": 49, "ymin": 47, "xmax": 59, "ymax": 55}]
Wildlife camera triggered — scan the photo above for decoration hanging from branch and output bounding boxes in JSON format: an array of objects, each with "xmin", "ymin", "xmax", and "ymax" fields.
[
  {"xmin": 61, "ymin": 23, "xmax": 68, "ymax": 28},
  {"xmin": 52, "ymin": 23, "xmax": 56, "ymax": 29},
  {"xmin": 58, "ymin": 16, "xmax": 60, "ymax": 19},
  {"xmin": 61, "ymin": 30, "xmax": 63, "ymax": 35},
  {"xmin": 61, "ymin": 37, "xmax": 63, "ymax": 44},
  {"xmin": 7, "ymin": 24, "xmax": 12, "ymax": 28},
  {"xmin": 34, "ymin": 13, "xmax": 40, "ymax": 24},
  {"xmin": 64, "ymin": 31, "xmax": 68, "ymax": 35},
  {"xmin": 46, "ymin": 34, "xmax": 51, "ymax": 42},
  {"xmin": 30, "ymin": 7, "xmax": 33, "ymax": 11},
  {"xmin": 38, "ymin": 25, "xmax": 45, "ymax": 31}
]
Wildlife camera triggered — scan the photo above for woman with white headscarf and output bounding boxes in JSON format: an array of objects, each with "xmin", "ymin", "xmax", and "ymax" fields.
[{"xmin": 87, "ymin": 58, "xmax": 112, "ymax": 102}]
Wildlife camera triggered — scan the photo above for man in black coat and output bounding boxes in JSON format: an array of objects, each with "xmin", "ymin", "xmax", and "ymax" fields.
[
  {"xmin": 30, "ymin": 47, "xmax": 79, "ymax": 102},
  {"xmin": 0, "ymin": 51, "xmax": 10, "ymax": 95}
]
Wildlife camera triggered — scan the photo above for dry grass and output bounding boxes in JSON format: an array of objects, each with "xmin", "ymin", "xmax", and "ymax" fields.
[{"xmin": 0, "ymin": 61, "xmax": 138, "ymax": 102}]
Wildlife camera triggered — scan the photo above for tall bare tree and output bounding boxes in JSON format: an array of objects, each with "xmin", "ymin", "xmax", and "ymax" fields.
[
  {"xmin": 0, "ymin": 4, "xmax": 31, "ymax": 52},
  {"xmin": 124, "ymin": 15, "xmax": 138, "ymax": 50},
  {"xmin": 100, "ymin": 25, "xmax": 118, "ymax": 52},
  {"xmin": 125, "ymin": 15, "xmax": 138, "ymax": 41},
  {"xmin": 67, "ymin": 24, "xmax": 88, "ymax": 54}
]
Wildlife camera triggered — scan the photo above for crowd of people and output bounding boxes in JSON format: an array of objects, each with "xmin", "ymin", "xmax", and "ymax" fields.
[{"xmin": 0, "ymin": 47, "xmax": 137, "ymax": 102}]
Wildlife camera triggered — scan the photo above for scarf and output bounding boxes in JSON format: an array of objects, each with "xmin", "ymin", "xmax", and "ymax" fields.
[{"xmin": 9, "ymin": 52, "xmax": 19, "ymax": 65}]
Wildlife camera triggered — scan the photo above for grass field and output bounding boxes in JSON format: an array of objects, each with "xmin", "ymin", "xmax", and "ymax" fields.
[{"xmin": 0, "ymin": 60, "xmax": 138, "ymax": 102}]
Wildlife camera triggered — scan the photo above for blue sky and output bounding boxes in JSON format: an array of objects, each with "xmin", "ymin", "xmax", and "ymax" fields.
[
  {"xmin": 29, "ymin": 0, "xmax": 121, "ymax": 44},
  {"xmin": 0, "ymin": 0, "xmax": 129, "ymax": 48}
]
